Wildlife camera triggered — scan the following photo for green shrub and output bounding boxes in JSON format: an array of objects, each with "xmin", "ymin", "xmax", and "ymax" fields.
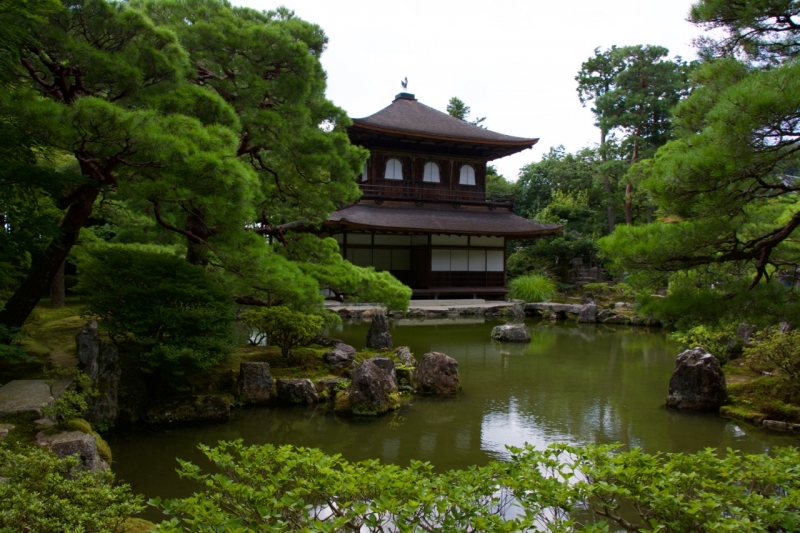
[
  {"xmin": 41, "ymin": 369, "xmax": 98, "ymax": 426},
  {"xmin": 746, "ymin": 327, "xmax": 800, "ymax": 386},
  {"xmin": 78, "ymin": 247, "xmax": 236, "ymax": 388},
  {"xmin": 0, "ymin": 445, "xmax": 144, "ymax": 532},
  {"xmin": 240, "ymin": 306, "xmax": 325, "ymax": 358},
  {"xmin": 154, "ymin": 440, "xmax": 800, "ymax": 533},
  {"xmin": 508, "ymin": 273, "xmax": 557, "ymax": 303},
  {"xmin": 671, "ymin": 324, "xmax": 734, "ymax": 361},
  {"xmin": 582, "ymin": 282, "xmax": 609, "ymax": 293}
]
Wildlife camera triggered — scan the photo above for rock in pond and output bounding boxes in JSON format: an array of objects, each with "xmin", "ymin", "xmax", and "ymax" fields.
[
  {"xmin": 76, "ymin": 321, "xmax": 121, "ymax": 427},
  {"xmin": 666, "ymin": 347, "xmax": 727, "ymax": 411},
  {"xmin": 324, "ymin": 343, "xmax": 356, "ymax": 368},
  {"xmin": 366, "ymin": 314, "xmax": 393, "ymax": 350},
  {"xmin": 145, "ymin": 395, "xmax": 232, "ymax": 424},
  {"xmin": 336, "ymin": 357, "xmax": 399, "ymax": 416},
  {"xmin": 35, "ymin": 431, "xmax": 108, "ymax": 472},
  {"xmin": 490, "ymin": 323, "xmax": 531, "ymax": 343},
  {"xmin": 276, "ymin": 379, "xmax": 319, "ymax": 405},
  {"xmin": 237, "ymin": 362, "xmax": 274, "ymax": 405},
  {"xmin": 414, "ymin": 352, "xmax": 460, "ymax": 394},
  {"xmin": 393, "ymin": 346, "xmax": 416, "ymax": 367}
]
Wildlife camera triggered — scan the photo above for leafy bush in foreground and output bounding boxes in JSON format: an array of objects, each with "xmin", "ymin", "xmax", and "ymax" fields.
[
  {"xmin": 0, "ymin": 445, "xmax": 144, "ymax": 532},
  {"xmin": 508, "ymin": 273, "xmax": 558, "ymax": 303},
  {"xmin": 155, "ymin": 440, "xmax": 800, "ymax": 533}
]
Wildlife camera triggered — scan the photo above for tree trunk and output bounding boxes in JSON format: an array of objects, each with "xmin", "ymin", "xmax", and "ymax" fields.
[
  {"xmin": 0, "ymin": 185, "xmax": 99, "ymax": 330},
  {"xmin": 50, "ymin": 261, "xmax": 65, "ymax": 308},
  {"xmin": 600, "ymin": 129, "xmax": 615, "ymax": 233},
  {"xmin": 185, "ymin": 209, "xmax": 211, "ymax": 266},
  {"xmin": 624, "ymin": 183, "xmax": 633, "ymax": 225},
  {"xmin": 625, "ymin": 128, "xmax": 641, "ymax": 225},
  {"xmin": 603, "ymin": 176, "xmax": 615, "ymax": 233}
]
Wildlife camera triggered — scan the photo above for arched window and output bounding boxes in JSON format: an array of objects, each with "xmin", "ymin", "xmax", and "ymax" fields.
[
  {"xmin": 459, "ymin": 164, "xmax": 476, "ymax": 185},
  {"xmin": 384, "ymin": 158, "xmax": 403, "ymax": 180},
  {"xmin": 422, "ymin": 162, "xmax": 440, "ymax": 183},
  {"xmin": 361, "ymin": 161, "xmax": 368, "ymax": 182}
]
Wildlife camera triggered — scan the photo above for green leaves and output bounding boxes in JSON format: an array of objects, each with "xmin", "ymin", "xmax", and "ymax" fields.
[
  {"xmin": 78, "ymin": 246, "xmax": 236, "ymax": 387},
  {"xmin": 155, "ymin": 441, "xmax": 800, "ymax": 532},
  {"xmin": 0, "ymin": 444, "xmax": 144, "ymax": 532},
  {"xmin": 240, "ymin": 306, "xmax": 324, "ymax": 358}
]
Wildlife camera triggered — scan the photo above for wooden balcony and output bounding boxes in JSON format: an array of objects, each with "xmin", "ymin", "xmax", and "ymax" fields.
[{"xmin": 358, "ymin": 184, "xmax": 513, "ymax": 209}]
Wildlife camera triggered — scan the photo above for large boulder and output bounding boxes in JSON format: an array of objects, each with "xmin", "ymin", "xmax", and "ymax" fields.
[
  {"xmin": 324, "ymin": 343, "xmax": 356, "ymax": 368},
  {"xmin": 237, "ymin": 362, "xmax": 274, "ymax": 405},
  {"xmin": 414, "ymin": 352, "xmax": 460, "ymax": 394},
  {"xmin": 666, "ymin": 347, "xmax": 727, "ymax": 411},
  {"xmin": 35, "ymin": 431, "xmax": 108, "ymax": 472},
  {"xmin": 337, "ymin": 358, "xmax": 399, "ymax": 416},
  {"xmin": 145, "ymin": 395, "xmax": 232, "ymax": 424},
  {"xmin": 490, "ymin": 323, "xmax": 531, "ymax": 343},
  {"xmin": 276, "ymin": 379, "xmax": 319, "ymax": 405},
  {"xmin": 76, "ymin": 321, "xmax": 121, "ymax": 426},
  {"xmin": 366, "ymin": 314, "xmax": 393, "ymax": 350}
]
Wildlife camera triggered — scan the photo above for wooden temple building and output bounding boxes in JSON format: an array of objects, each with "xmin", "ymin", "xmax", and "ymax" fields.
[{"xmin": 325, "ymin": 92, "xmax": 560, "ymax": 299}]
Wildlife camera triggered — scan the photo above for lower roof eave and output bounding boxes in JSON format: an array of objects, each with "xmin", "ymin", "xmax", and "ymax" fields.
[{"xmin": 324, "ymin": 221, "xmax": 561, "ymax": 239}]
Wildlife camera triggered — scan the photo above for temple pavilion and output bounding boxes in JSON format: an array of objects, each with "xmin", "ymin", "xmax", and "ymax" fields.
[{"xmin": 324, "ymin": 92, "xmax": 560, "ymax": 299}]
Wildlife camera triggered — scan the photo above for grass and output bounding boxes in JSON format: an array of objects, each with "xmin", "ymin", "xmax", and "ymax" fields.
[{"xmin": 508, "ymin": 274, "xmax": 558, "ymax": 303}]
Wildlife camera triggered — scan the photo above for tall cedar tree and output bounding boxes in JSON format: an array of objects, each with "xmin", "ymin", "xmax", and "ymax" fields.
[{"xmin": 576, "ymin": 46, "xmax": 691, "ymax": 226}]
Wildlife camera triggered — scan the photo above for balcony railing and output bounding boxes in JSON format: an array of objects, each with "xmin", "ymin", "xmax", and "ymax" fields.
[{"xmin": 358, "ymin": 184, "xmax": 513, "ymax": 208}]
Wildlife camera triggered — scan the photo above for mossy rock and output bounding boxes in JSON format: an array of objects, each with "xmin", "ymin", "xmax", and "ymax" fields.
[{"xmin": 64, "ymin": 418, "xmax": 112, "ymax": 464}]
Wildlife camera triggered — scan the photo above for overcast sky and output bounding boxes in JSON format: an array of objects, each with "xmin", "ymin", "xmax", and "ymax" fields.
[{"xmin": 235, "ymin": 0, "xmax": 705, "ymax": 180}]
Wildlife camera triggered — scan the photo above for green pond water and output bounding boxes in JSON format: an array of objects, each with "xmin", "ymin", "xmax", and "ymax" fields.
[{"xmin": 107, "ymin": 319, "xmax": 800, "ymax": 519}]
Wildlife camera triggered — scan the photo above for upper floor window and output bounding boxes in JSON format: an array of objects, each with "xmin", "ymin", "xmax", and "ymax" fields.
[
  {"xmin": 423, "ymin": 162, "xmax": 440, "ymax": 183},
  {"xmin": 361, "ymin": 161, "xmax": 368, "ymax": 182},
  {"xmin": 385, "ymin": 158, "xmax": 403, "ymax": 180},
  {"xmin": 459, "ymin": 164, "xmax": 476, "ymax": 186}
]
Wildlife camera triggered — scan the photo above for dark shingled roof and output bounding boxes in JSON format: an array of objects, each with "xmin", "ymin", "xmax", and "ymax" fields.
[
  {"xmin": 327, "ymin": 203, "xmax": 561, "ymax": 238},
  {"xmin": 352, "ymin": 94, "xmax": 538, "ymax": 146}
]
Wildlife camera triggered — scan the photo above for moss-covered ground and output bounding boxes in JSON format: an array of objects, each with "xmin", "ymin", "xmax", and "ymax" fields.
[{"xmin": 721, "ymin": 359, "xmax": 800, "ymax": 424}]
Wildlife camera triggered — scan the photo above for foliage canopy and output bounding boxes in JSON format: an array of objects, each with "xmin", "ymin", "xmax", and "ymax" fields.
[{"xmin": 155, "ymin": 440, "xmax": 800, "ymax": 533}]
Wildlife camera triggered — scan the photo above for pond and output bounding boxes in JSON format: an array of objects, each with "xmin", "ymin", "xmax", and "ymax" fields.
[{"xmin": 107, "ymin": 319, "xmax": 800, "ymax": 520}]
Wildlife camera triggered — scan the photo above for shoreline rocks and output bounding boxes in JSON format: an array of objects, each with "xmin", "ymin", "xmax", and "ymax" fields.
[
  {"xmin": 276, "ymin": 379, "xmax": 319, "ymax": 405},
  {"xmin": 76, "ymin": 321, "xmax": 121, "ymax": 427},
  {"xmin": 35, "ymin": 431, "xmax": 109, "ymax": 472},
  {"xmin": 666, "ymin": 347, "xmax": 727, "ymax": 411},
  {"xmin": 237, "ymin": 362, "xmax": 274, "ymax": 405},
  {"xmin": 337, "ymin": 357, "xmax": 399, "ymax": 416}
]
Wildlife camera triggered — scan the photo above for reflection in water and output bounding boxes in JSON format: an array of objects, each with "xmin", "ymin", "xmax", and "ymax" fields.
[{"xmin": 108, "ymin": 319, "xmax": 800, "ymax": 521}]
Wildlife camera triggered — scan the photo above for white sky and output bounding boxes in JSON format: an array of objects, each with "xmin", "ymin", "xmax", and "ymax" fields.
[{"xmin": 235, "ymin": 0, "xmax": 705, "ymax": 180}]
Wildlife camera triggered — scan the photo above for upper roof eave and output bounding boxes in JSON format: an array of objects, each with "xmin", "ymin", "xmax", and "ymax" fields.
[{"xmin": 349, "ymin": 121, "xmax": 539, "ymax": 149}]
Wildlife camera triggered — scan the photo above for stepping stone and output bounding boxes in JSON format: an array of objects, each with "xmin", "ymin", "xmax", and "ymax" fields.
[{"xmin": 0, "ymin": 380, "xmax": 70, "ymax": 416}]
